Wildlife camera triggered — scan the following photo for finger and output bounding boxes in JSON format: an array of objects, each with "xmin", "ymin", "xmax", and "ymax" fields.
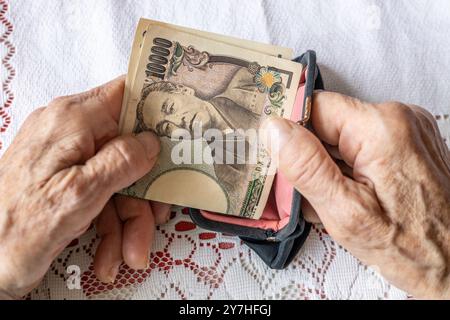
[
  {"xmin": 80, "ymin": 76, "xmax": 126, "ymax": 147},
  {"xmin": 336, "ymin": 159, "xmax": 354, "ymax": 179},
  {"xmin": 60, "ymin": 75, "xmax": 126, "ymax": 123},
  {"xmin": 326, "ymin": 145, "xmax": 355, "ymax": 178},
  {"xmin": 311, "ymin": 91, "xmax": 367, "ymax": 144},
  {"xmin": 94, "ymin": 200, "xmax": 123, "ymax": 283},
  {"xmin": 325, "ymin": 141, "xmax": 358, "ymax": 175},
  {"xmin": 301, "ymin": 199, "xmax": 321, "ymax": 224},
  {"xmin": 151, "ymin": 201, "xmax": 172, "ymax": 225},
  {"xmin": 261, "ymin": 117, "xmax": 358, "ymax": 218},
  {"xmin": 50, "ymin": 131, "xmax": 160, "ymax": 229},
  {"xmin": 115, "ymin": 195, "xmax": 156, "ymax": 270},
  {"xmin": 311, "ymin": 91, "xmax": 372, "ymax": 166},
  {"xmin": 47, "ymin": 76, "xmax": 126, "ymax": 150},
  {"xmin": 409, "ymin": 104, "xmax": 439, "ymax": 129},
  {"xmin": 82, "ymin": 132, "xmax": 160, "ymax": 201},
  {"xmin": 410, "ymin": 104, "xmax": 450, "ymax": 161},
  {"xmin": 87, "ymin": 75, "xmax": 126, "ymax": 122},
  {"xmin": 324, "ymin": 144, "xmax": 343, "ymax": 160}
]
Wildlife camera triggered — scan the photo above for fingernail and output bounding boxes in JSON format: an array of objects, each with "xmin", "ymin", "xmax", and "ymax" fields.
[
  {"xmin": 136, "ymin": 132, "xmax": 160, "ymax": 159},
  {"xmin": 137, "ymin": 257, "xmax": 149, "ymax": 270},
  {"xmin": 133, "ymin": 253, "xmax": 149, "ymax": 270},
  {"xmin": 165, "ymin": 210, "xmax": 171, "ymax": 223},
  {"xmin": 107, "ymin": 261, "xmax": 121, "ymax": 283},
  {"xmin": 260, "ymin": 117, "xmax": 293, "ymax": 156}
]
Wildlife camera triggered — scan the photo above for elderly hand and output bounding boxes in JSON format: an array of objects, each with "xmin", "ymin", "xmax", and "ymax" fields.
[
  {"xmin": 264, "ymin": 91, "xmax": 450, "ymax": 299},
  {"xmin": 0, "ymin": 77, "xmax": 170, "ymax": 299}
]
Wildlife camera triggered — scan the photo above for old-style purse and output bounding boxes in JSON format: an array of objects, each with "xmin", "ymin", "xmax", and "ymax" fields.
[{"xmin": 189, "ymin": 51, "xmax": 324, "ymax": 269}]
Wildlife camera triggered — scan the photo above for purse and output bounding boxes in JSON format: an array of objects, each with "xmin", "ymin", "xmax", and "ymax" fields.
[{"xmin": 189, "ymin": 50, "xmax": 324, "ymax": 269}]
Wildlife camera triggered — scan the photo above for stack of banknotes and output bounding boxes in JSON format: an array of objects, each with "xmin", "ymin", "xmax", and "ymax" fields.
[{"xmin": 119, "ymin": 19, "xmax": 304, "ymax": 219}]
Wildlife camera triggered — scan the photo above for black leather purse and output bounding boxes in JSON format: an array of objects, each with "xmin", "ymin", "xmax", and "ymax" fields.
[{"xmin": 189, "ymin": 51, "xmax": 324, "ymax": 269}]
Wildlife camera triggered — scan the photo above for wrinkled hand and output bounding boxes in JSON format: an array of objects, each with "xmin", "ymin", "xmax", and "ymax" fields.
[
  {"xmin": 264, "ymin": 92, "xmax": 450, "ymax": 299},
  {"xmin": 0, "ymin": 77, "xmax": 170, "ymax": 299}
]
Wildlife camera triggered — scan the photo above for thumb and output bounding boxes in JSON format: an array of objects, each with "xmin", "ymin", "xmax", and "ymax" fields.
[
  {"xmin": 82, "ymin": 131, "xmax": 160, "ymax": 197},
  {"xmin": 262, "ymin": 117, "xmax": 348, "ymax": 213}
]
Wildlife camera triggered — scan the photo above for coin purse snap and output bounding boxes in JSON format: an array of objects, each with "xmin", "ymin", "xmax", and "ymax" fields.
[{"xmin": 189, "ymin": 51, "xmax": 323, "ymax": 269}]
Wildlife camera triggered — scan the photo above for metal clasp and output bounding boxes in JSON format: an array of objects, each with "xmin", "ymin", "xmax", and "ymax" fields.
[{"xmin": 297, "ymin": 96, "xmax": 312, "ymax": 127}]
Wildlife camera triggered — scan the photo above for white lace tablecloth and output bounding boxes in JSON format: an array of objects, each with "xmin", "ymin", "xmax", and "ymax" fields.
[{"xmin": 1, "ymin": 0, "xmax": 449, "ymax": 300}]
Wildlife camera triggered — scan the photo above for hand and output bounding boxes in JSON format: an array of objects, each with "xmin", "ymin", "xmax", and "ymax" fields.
[
  {"xmin": 263, "ymin": 91, "xmax": 450, "ymax": 299},
  {"xmin": 0, "ymin": 77, "xmax": 170, "ymax": 299}
]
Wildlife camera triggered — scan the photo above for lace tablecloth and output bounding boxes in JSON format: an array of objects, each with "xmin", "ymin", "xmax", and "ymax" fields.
[{"xmin": 1, "ymin": 0, "xmax": 449, "ymax": 300}]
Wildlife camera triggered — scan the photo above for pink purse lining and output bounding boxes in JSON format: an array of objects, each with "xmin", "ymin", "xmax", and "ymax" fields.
[{"xmin": 199, "ymin": 69, "xmax": 307, "ymax": 231}]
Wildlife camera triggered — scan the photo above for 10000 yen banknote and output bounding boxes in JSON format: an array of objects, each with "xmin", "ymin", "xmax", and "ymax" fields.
[
  {"xmin": 119, "ymin": 20, "xmax": 303, "ymax": 219},
  {"xmin": 120, "ymin": 19, "xmax": 294, "ymax": 132}
]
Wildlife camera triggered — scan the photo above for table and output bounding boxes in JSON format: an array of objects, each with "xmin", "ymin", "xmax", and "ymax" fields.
[{"xmin": 2, "ymin": 0, "xmax": 449, "ymax": 300}]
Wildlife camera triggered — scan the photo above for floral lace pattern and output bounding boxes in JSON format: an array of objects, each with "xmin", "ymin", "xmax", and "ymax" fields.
[
  {"xmin": 26, "ymin": 208, "xmax": 410, "ymax": 300},
  {"xmin": 0, "ymin": 0, "xmax": 15, "ymax": 149}
]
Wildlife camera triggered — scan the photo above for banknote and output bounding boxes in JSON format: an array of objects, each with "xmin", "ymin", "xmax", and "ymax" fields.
[
  {"xmin": 120, "ymin": 18, "xmax": 294, "ymax": 130},
  {"xmin": 119, "ymin": 20, "xmax": 303, "ymax": 219}
]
